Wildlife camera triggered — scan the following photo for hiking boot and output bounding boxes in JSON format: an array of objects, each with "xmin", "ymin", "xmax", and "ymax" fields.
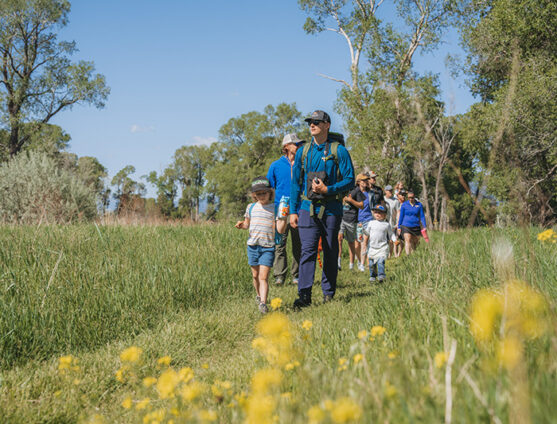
[
  {"xmin": 337, "ymin": 257, "xmax": 342, "ymax": 270},
  {"xmin": 378, "ymin": 276, "xmax": 385, "ymax": 283},
  {"xmin": 369, "ymin": 276, "xmax": 376, "ymax": 283},
  {"xmin": 259, "ymin": 303, "xmax": 269, "ymax": 314},
  {"xmin": 323, "ymin": 294, "xmax": 334, "ymax": 303},
  {"xmin": 293, "ymin": 289, "xmax": 312, "ymax": 309}
]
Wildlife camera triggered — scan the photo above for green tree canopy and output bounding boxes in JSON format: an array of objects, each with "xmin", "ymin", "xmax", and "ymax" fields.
[{"xmin": 0, "ymin": 0, "xmax": 109, "ymax": 158}]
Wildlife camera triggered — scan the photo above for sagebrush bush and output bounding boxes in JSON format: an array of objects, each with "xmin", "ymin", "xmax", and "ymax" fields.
[{"xmin": 0, "ymin": 151, "xmax": 97, "ymax": 223}]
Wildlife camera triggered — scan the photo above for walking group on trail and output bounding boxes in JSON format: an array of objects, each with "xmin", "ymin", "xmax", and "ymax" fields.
[{"xmin": 236, "ymin": 110, "xmax": 429, "ymax": 314}]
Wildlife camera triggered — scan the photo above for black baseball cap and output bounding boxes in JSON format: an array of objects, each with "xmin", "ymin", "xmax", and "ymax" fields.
[
  {"xmin": 304, "ymin": 110, "xmax": 331, "ymax": 124},
  {"xmin": 251, "ymin": 176, "xmax": 271, "ymax": 192}
]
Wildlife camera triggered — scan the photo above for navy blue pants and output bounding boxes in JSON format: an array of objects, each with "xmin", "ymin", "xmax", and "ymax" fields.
[{"xmin": 297, "ymin": 209, "xmax": 342, "ymax": 297}]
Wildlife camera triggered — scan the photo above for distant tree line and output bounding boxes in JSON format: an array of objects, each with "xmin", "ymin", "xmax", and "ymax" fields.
[{"xmin": 0, "ymin": 0, "xmax": 554, "ymax": 226}]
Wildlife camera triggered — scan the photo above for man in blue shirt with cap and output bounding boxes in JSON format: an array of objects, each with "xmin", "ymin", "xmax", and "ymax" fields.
[{"xmin": 289, "ymin": 110, "xmax": 355, "ymax": 307}]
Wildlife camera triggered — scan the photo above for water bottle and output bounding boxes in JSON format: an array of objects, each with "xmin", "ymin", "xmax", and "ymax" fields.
[{"xmin": 279, "ymin": 196, "xmax": 290, "ymax": 218}]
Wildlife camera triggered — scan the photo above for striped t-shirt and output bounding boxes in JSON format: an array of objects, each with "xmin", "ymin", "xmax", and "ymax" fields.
[{"xmin": 245, "ymin": 202, "xmax": 275, "ymax": 248}]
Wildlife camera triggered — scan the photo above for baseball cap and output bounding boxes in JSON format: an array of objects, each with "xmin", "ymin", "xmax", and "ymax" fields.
[
  {"xmin": 282, "ymin": 133, "xmax": 304, "ymax": 147},
  {"xmin": 368, "ymin": 171, "xmax": 378, "ymax": 178},
  {"xmin": 372, "ymin": 205, "xmax": 387, "ymax": 213},
  {"xmin": 385, "ymin": 185, "xmax": 393, "ymax": 191},
  {"xmin": 251, "ymin": 176, "xmax": 271, "ymax": 192},
  {"xmin": 304, "ymin": 110, "xmax": 331, "ymax": 124},
  {"xmin": 356, "ymin": 173, "xmax": 370, "ymax": 182}
]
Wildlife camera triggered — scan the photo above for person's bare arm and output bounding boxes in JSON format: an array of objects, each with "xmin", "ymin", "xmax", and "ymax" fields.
[
  {"xmin": 235, "ymin": 217, "xmax": 249, "ymax": 229},
  {"xmin": 276, "ymin": 218, "xmax": 287, "ymax": 234}
]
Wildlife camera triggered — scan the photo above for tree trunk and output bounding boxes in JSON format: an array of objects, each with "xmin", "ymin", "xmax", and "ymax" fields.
[{"xmin": 417, "ymin": 159, "xmax": 433, "ymax": 228}]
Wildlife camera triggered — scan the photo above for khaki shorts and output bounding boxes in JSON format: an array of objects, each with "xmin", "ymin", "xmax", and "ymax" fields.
[{"xmin": 339, "ymin": 220, "xmax": 357, "ymax": 243}]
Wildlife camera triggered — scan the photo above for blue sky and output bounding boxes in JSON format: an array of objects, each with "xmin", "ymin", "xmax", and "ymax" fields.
[{"xmin": 51, "ymin": 1, "xmax": 475, "ymax": 197}]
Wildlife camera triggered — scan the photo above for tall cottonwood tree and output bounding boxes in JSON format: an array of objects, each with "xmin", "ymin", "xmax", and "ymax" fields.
[
  {"xmin": 0, "ymin": 0, "xmax": 109, "ymax": 158},
  {"xmin": 458, "ymin": 0, "xmax": 557, "ymax": 225}
]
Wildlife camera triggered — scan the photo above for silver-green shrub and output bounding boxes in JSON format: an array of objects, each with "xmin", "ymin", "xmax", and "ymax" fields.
[{"xmin": 0, "ymin": 151, "xmax": 97, "ymax": 223}]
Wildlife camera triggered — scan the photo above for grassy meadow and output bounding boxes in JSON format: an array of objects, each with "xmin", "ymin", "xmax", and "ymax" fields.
[{"xmin": 0, "ymin": 223, "xmax": 555, "ymax": 423}]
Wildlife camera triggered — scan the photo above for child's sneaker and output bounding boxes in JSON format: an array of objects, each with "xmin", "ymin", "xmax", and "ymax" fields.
[
  {"xmin": 358, "ymin": 263, "xmax": 365, "ymax": 272},
  {"xmin": 369, "ymin": 276, "xmax": 376, "ymax": 283},
  {"xmin": 337, "ymin": 257, "xmax": 341, "ymax": 270},
  {"xmin": 259, "ymin": 303, "xmax": 268, "ymax": 314},
  {"xmin": 349, "ymin": 262, "xmax": 354, "ymax": 270},
  {"xmin": 378, "ymin": 276, "xmax": 386, "ymax": 283}
]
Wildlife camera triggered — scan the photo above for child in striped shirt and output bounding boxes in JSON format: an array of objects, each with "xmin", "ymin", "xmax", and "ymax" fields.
[{"xmin": 235, "ymin": 176, "xmax": 286, "ymax": 313}]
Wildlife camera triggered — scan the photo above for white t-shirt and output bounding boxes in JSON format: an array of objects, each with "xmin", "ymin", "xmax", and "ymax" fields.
[
  {"xmin": 366, "ymin": 220, "xmax": 396, "ymax": 259},
  {"xmin": 384, "ymin": 197, "xmax": 400, "ymax": 228},
  {"xmin": 245, "ymin": 202, "xmax": 276, "ymax": 248}
]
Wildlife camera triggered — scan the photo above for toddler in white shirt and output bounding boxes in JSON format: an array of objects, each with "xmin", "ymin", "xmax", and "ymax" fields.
[{"xmin": 365, "ymin": 205, "xmax": 396, "ymax": 282}]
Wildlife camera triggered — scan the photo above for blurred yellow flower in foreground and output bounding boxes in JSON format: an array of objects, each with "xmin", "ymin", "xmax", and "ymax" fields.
[
  {"xmin": 253, "ymin": 313, "xmax": 294, "ymax": 366},
  {"xmin": 353, "ymin": 353, "xmax": 363, "ymax": 364},
  {"xmin": 157, "ymin": 368, "xmax": 180, "ymax": 399},
  {"xmin": 157, "ymin": 355, "xmax": 171, "ymax": 367},
  {"xmin": 136, "ymin": 398, "xmax": 150, "ymax": 410},
  {"xmin": 537, "ymin": 228, "xmax": 557, "ymax": 243},
  {"xmin": 179, "ymin": 381, "xmax": 205, "ymax": 402},
  {"xmin": 201, "ymin": 363, "xmax": 209, "ymax": 369},
  {"xmin": 302, "ymin": 320, "xmax": 313, "ymax": 331},
  {"xmin": 58, "ymin": 355, "xmax": 80, "ymax": 373},
  {"xmin": 330, "ymin": 397, "xmax": 362, "ymax": 423},
  {"xmin": 357, "ymin": 330, "xmax": 368, "ymax": 340},
  {"xmin": 497, "ymin": 336, "xmax": 523, "ymax": 370},
  {"xmin": 251, "ymin": 368, "xmax": 282, "ymax": 394},
  {"xmin": 270, "ymin": 297, "xmax": 283, "ymax": 310},
  {"xmin": 384, "ymin": 381, "xmax": 397, "ymax": 398},
  {"xmin": 388, "ymin": 351, "xmax": 397, "ymax": 359},
  {"xmin": 121, "ymin": 396, "xmax": 132, "ymax": 409},
  {"xmin": 434, "ymin": 352, "xmax": 448, "ymax": 368},
  {"xmin": 143, "ymin": 376, "xmax": 157, "ymax": 387},
  {"xmin": 371, "ymin": 326, "xmax": 386, "ymax": 337},
  {"xmin": 120, "ymin": 346, "xmax": 142, "ymax": 363},
  {"xmin": 308, "ymin": 404, "xmax": 326, "ymax": 423},
  {"xmin": 198, "ymin": 409, "xmax": 217, "ymax": 422}
]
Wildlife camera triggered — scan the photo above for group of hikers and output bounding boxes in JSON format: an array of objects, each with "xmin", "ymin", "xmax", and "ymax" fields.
[{"xmin": 235, "ymin": 110, "xmax": 427, "ymax": 314}]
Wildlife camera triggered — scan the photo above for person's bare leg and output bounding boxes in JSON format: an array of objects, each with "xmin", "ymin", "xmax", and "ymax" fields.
[
  {"xmin": 251, "ymin": 266, "xmax": 260, "ymax": 297},
  {"xmin": 338, "ymin": 232, "xmax": 343, "ymax": 259},
  {"xmin": 258, "ymin": 265, "xmax": 271, "ymax": 304},
  {"xmin": 361, "ymin": 235, "xmax": 369, "ymax": 265},
  {"xmin": 348, "ymin": 241, "xmax": 356, "ymax": 266},
  {"xmin": 404, "ymin": 233, "xmax": 413, "ymax": 255}
]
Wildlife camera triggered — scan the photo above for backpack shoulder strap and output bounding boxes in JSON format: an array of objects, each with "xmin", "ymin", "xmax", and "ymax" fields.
[
  {"xmin": 298, "ymin": 142, "xmax": 312, "ymax": 186},
  {"xmin": 248, "ymin": 202, "xmax": 256, "ymax": 218}
]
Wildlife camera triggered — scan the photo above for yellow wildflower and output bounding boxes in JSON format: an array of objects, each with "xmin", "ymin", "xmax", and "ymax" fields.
[
  {"xmin": 179, "ymin": 381, "xmax": 204, "ymax": 402},
  {"xmin": 434, "ymin": 352, "xmax": 448, "ymax": 368},
  {"xmin": 142, "ymin": 408, "xmax": 165, "ymax": 424},
  {"xmin": 54, "ymin": 390, "xmax": 62, "ymax": 397},
  {"xmin": 157, "ymin": 368, "xmax": 180, "ymax": 399},
  {"xmin": 470, "ymin": 289, "xmax": 503, "ymax": 342},
  {"xmin": 285, "ymin": 363, "xmax": 295, "ymax": 371},
  {"xmin": 211, "ymin": 384, "xmax": 223, "ymax": 398},
  {"xmin": 120, "ymin": 346, "xmax": 142, "ymax": 363},
  {"xmin": 178, "ymin": 366, "xmax": 194, "ymax": 383},
  {"xmin": 357, "ymin": 330, "xmax": 368, "ymax": 340},
  {"xmin": 537, "ymin": 228, "xmax": 557, "ymax": 242},
  {"xmin": 251, "ymin": 368, "xmax": 283, "ymax": 394},
  {"xmin": 244, "ymin": 393, "xmax": 276, "ymax": 424},
  {"xmin": 323, "ymin": 399, "xmax": 334, "ymax": 411},
  {"xmin": 157, "ymin": 356, "xmax": 172, "ymax": 367},
  {"xmin": 353, "ymin": 353, "xmax": 363, "ymax": 364},
  {"xmin": 199, "ymin": 409, "xmax": 217, "ymax": 422},
  {"xmin": 115, "ymin": 366, "xmax": 128, "ymax": 383},
  {"xmin": 234, "ymin": 391, "xmax": 248, "ymax": 407},
  {"xmin": 201, "ymin": 363, "xmax": 209, "ymax": 369},
  {"xmin": 388, "ymin": 351, "xmax": 397, "ymax": 359},
  {"xmin": 253, "ymin": 313, "xmax": 294, "ymax": 366},
  {"xmin": 143, "ymin": 376, "xmax": 157, "ymax": 388},
  {"xmin": 121, "ymin": 396, "xmax": 132, "ymax": 409},
  {"xmin": 73, "ymin": 379, "xmax": 80, "ymax": 385},
  {"xmin": 330, "ymin": 397, "xmax": 362, "ymax": 423},
  {"xmin": 308, "ymin": 404, "xmax": 325, "ymax": 424},
  {"xmin": 136, "ymin": 398, "xmax": 150, "ymax": 410},
  {"xmin": 384, "ymin": 381, "xmax": 397, "ymax": 398},
  {"xmin": 370, "ymin": 325, "xmax": 386, "ymax": 337},
  {"xmin": 338, "ymin": 357, "xmax": 348, "ymax": 371},
  {"xmin": 302, "ymin": 320, "xmax": 313, "ymax": 330},
  {"xmin": 497, "ymin": 336, "xmax": 523, "ymax": 370},
  {"xmin": 270, "ymin": 297, "xmax": 283, "ymax": 310}
]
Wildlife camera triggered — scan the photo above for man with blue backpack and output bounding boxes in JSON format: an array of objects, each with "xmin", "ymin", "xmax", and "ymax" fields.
[{"xmin": 289, "ymin": 110, "xmax": 355, "ymax": 307}]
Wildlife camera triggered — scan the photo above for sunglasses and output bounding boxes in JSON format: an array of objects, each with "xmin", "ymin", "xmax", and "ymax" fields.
[{"xmin": 308, "ymin": 120, "xmax": 324, "ymax": 126}]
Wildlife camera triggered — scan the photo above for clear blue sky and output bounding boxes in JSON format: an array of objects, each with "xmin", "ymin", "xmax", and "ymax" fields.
[{"xmin": 51, "ymin": 1, "xmax": 475, "ymax": 197}]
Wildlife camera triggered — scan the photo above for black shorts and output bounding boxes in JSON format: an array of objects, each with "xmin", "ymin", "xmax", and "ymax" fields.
[{"xmin": 401, "ymin": 226, "xmax": 421, "ymax": 237}]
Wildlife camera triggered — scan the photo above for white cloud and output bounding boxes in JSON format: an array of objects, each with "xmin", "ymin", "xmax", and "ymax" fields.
[
  {"xmin": 191, "ymin": 136, "xmax": 217, "ymax": 146},
  {"xmin": 130, "ymin": 124, "xmax": 155, "ymax": 134}
]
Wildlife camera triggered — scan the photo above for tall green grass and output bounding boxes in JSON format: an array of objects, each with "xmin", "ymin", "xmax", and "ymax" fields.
[
  {"xmin": 0, "ymin": 224, "xmax": 555, "ymax": 423},
  {"xmin": 0, "ymin": 224, "xmax": 250, "ymax": 368}
]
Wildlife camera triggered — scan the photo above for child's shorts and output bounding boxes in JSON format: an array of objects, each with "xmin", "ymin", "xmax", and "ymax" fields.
[{"xmin": 247, "ymin": 245, "xmax": 275, "ymax": 267}]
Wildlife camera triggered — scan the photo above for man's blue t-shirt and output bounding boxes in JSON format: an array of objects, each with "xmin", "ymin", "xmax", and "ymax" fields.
[
  {"xmin": 267, "ymin": 155, "xmax": 293, "ymax": 207},
  {"xmin": 290, "ymin": 138, "xmax": 355, "ymax": 217}
]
